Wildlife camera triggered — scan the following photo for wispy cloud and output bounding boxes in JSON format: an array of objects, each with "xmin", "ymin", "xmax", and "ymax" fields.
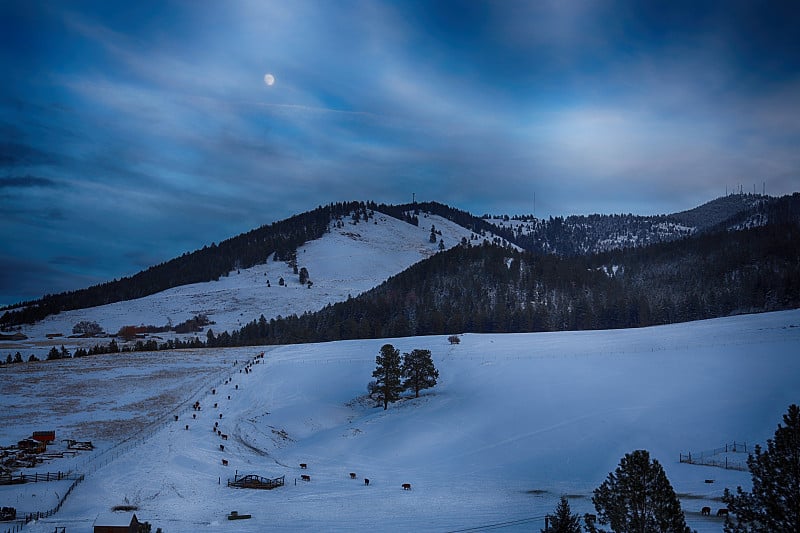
[{"xmin": 0, "ymin": 175, "xmax": 61, "ymax": 189}]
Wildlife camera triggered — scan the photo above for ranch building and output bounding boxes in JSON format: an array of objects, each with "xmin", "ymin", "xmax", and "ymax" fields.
[{"xmin": 93, "ymin": 512, "xmax": 140, "ymax": 533}]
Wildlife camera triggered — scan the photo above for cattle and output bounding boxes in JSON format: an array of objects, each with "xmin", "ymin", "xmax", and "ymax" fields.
[
  {"xmin": 349, "ymin": 473, "xmax": 357, "ymax": 479},
  {"xmin": 192, "ymin": 414, "xmax": 196, "ymax": 419},
  {"xmin": 219, "ymin": 413, "xmax": 223, "ymax": 419},
  {"xmin": 301, "ymin": 475, "xmax": 311, "ymax": 482},
  {"xmin": 402, "ymin": 483, "xmax": 411, "ymax": 490},
  {"xmin": 214, "ymin": 403, "xmax": 218, "ymax": 408},
  {"xmin": 717, "ymin": 508, "xmax": 729, "ymax": 517},
  {"xmin": 174, "ymin": 415, "xmax": 179, "ymax": 422},
  {"xmin": 185, "ymin": 425, "xmax": 189, "ymax": 430},
  {"xmin": 219, "ymin": 444, "xmax": 225, "ymax": 451},
  {"xmin": 222, "ymin": 459, "xmax": 228, "ymax": 466},
  {"xmin": 364, "ymin": 478, "xmax": 369, "ymax": 486},
  {"xmin": 299, "ymin": 463, "xmax": 307, "ymax": 469},
  {"xmin": 221, "ymin": 434, "xmax": 228, "ymax": 440},
  {"xmin": 701, "ymin": 507, "xmax": 711, "ymax": 516}
]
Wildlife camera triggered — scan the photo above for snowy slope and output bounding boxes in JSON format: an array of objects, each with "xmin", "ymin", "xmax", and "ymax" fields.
[
  {"xmin": 3, "ymin": 310, "xmax": 798, "ymax": 532},
  {"xmin": 4, "ymin": 212, "xmax": 478, "ymax": 359}
]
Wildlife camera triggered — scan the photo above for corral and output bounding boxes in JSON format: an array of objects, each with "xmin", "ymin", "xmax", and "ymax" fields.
[{"xmin": 227, "ymin": 473, "xmax": 285, "ymax": 490}]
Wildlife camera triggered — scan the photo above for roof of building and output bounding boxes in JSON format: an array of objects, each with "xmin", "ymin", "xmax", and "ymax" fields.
[{"xmin": 93, "ymin": 512, "xmax": 137, "ymax": 527}]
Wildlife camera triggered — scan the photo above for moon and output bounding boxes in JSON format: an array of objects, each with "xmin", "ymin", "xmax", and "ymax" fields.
[{"xmin": 264, "ymin": 73, "xmax": 275, "ymax": 86}]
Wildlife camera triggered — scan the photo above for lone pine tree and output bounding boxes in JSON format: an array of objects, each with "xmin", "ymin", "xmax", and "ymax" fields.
[
  {"xmin": 543, "ymin": 496, "xmax": 582, "ymax": 533},
  {"xmin": 723, "ymin": 403, "xmax": 800, "ymax": 532},
  {"xmin": 401, "ymin": 348, "xmax": 439, "ymax": 398},
  {"xmin": 372, "ymin": 344, "xmax": 403, "ymax": 410},
  {"xmin": 589, "ymin": 449, "xmax": 692, "ymax": 533}
]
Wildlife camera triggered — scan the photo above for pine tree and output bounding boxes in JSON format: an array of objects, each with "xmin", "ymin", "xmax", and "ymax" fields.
[
  {"xmin": 589, "ymin": 449, "xmax": 692, "ymax": 533},
  {"xmin": 372, "ymin": 344, "xmax": 403, "ymax": 410},
  {"xmin": 543, "ymin": 496, "xmax": 582, "ymax": 533},
  {"xmin": 722, "ymin": 404, "xmax": 800, "ymax": 532},
  {"xmin": 401, "ymin": 348, "xmax": 439, "ymax": 398}
]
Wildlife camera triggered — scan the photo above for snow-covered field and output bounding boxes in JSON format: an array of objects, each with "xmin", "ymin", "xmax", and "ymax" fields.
[
  {"xmin": 3, "ymin": 212, "xmax": 482, "ymax": 359},
  {"xmin": 2, "ymin": 309, "xmax": 798, "ymax": 532}
]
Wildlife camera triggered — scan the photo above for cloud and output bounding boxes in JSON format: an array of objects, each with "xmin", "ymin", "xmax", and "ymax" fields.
[{"xmin": 0, "ymin": 175, "xmax": 61, "ymax": 189}]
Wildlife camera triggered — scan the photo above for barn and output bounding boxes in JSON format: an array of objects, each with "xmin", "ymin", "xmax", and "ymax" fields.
[{"xmin": 93, "ymin": 512, "xmax": 140, "ymax": 533}]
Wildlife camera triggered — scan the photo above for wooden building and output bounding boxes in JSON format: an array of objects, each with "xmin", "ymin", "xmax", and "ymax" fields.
[{"xmin": 93, "ymin": 512, "xmax": 140, "ymax": 533}]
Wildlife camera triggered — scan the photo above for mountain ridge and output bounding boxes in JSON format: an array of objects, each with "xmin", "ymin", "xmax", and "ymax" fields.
[{"xmin": 2, "ymin": 194, "xmax": 798, "ymax": 332}]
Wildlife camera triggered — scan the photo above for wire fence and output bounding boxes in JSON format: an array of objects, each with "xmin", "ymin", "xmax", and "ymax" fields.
[{"xmin": 679, "ymin": 441, "xmax": 751, "ymax": 471}]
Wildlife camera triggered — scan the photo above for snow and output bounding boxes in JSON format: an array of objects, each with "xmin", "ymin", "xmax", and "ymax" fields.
[
  {"xmin": 2, "ymin": 310, "xmax": 799, "ymax": 532},
  {"xmin": 4, "ymin": 212, "xmax": 478, "ymax": 359}
]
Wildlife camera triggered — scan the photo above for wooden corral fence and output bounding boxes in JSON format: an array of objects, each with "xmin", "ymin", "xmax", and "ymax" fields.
[
  {"xmin": 0, "ymin": 471, "xmax": 82, "ymax": 485},
  {"xmin": 679, "ymin": 441, "xmax": 749, "ymax": 471},
  {"xmin": 227, "ymin": 473, "xmax": 285, "ymax": 490},
  {"xmin": 1, "ymin": 473, "xmax": 85, "ymax": 533}
]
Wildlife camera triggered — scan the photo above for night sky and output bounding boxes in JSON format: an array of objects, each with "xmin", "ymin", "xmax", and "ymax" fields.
[{"xmin": 2, "ymin": 1, "xmax": 799, "ymax": 305}]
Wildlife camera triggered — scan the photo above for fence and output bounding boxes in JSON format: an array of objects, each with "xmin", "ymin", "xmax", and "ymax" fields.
[
  {"xmin": 679, "ymin": 441, "xmax": 750, "ymax": 471},
  {"xmin": 1, "ymin": 473, "xmax": 84, "ymax": 533},
  {"xmin": 0, "ymin": 471, "xmax": 82, "ymax": 485},
  {"xmin": 3, "ymin": 350, "xmax": 263, "ymax": 532}
]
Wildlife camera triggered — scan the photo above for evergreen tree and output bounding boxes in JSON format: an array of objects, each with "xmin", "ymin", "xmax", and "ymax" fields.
[
  {"xmin": 722, "ymin": 404, "xmax": 800, "ymax": 532},
  {"xmin": 589, "ymin": 449, "xmax": 692, "ymax": 533},
  {"xmin": 401, "ymin": 348, "xmax": 439, "ymax": 398},
  {"xmin": 543, "ymin": 496, "xmax": 582, "ymax": 533},
  {"xmin": 372, "ymin": 343, "xmax": 403, "ymax": 410}
]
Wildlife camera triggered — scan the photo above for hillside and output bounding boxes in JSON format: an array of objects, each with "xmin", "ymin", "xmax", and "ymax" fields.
[
  {"xmin": 3, "ymin": 310, "xmax": 798, "ymax": 532},
  {"xmin": 0, "ymin": 210, "xmax": 487, "ymax": 359}
]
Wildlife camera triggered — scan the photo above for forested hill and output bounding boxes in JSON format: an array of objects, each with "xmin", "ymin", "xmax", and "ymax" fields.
[
  {"xmin": 221, "ymin": 221, "xmax": 800, "ymax": 346},
  {"xmin": 0, "ymin": 201, "xmax": 385, "ymax": 326},
  {"xmin": 485, "ymin": 193, "xmax": 800, "ymax": 256},
  {"xmin": 3, "ymin": 194, "xmax": 798, "ymax": 329}
]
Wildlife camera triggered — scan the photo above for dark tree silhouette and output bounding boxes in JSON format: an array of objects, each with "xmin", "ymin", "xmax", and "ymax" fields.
[
  {"xmin": 371, "ymin": 344, "xmax": 403, "ymax": 410},
  {"xmin": 589, "ymin": 450, "xmax": 692, "ymax": 533},
  {"xmin": 723, "ymin": 404, "xmax": 800, "ymax": 532}
]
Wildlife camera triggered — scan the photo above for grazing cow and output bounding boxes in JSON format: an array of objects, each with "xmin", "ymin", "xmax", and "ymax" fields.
[
  {"xmin": 174, "ymin": 415, "xmax": 179, "ymax": 422},
  {"xmin": 219, "ymin": 444, "xmax": 224, "ymax": 451},
  {"xmin": 717, "ymin": 508, "xmax": 729, "ymax": 517},
  {"xmin": 192, "ymin": 414, "xmax": 196, "ymax": 419},
  {"xmin": 301, "ymin": 475, "xmax": 311, "ymax": 481},
  {"xmin": 701, "ymin": 507, "xmax": 711, "ymax": 516},
  {"xmin": 402, "ymin": 483, "xmax": 411, "ymax": 490},
  {"xmin": 364, "ymin": 478, "xmax": 370, "ymax": 486},
  {"xmin": 219, "ymin": 413, "xmax": 223, "ymax": 419},
  {"xmin": 212, "ymin": 389, "xmax": 216, "ymax": 395},
  {"xmin": 185, "ymin": 425, "xmax": 189, "ymax": 430},
  {"xmin": 235, "ymin": 385, "xmax": 238, "ymax": 389},
  {"xmin": 214, "ymin": 403, "xmax": 218, "ymax": 408},
  {"xmin": 350, "ymin": 473, "xmax": 357, "ymax": 479},
  {"xmin": 215, "ymin": 421, "xmax": 218, "ymax": 427},
  {"xmin": 299, "ymin": 463, "xmax": 307, "ymax": 469},
  {"xmin": 227, "ymin": 395, "xmax": 231, "ymax": 400},
  {"xmin": 221, "ymin": 434, "xmax": 228, "ymax": 440},
  {"xmin": 221, "ymin": 459, "xmax": 228, "ymax": 466}
]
